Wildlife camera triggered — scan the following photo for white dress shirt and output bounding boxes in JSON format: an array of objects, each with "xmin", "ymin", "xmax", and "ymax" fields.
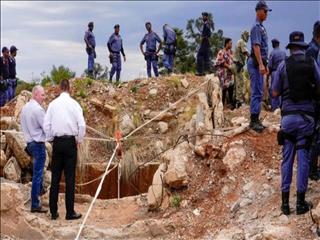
[
  {"xmin": 43, "ymin": 92, "xmax": 86, "ymax": 142},
  {"xmin": 20, "ymin": 99, "xmax": 46, "ymax": 143}
]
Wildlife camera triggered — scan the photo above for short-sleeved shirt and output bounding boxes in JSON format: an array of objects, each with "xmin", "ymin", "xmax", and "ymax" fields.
[
  {"xmin": 8, "ymin": 56, "xmax": 16, "ymax": 79},
  {"xmin": 215, "ymin": 49, "xmax": 234, "ymax": 89},
  {"xmin": 233, "ymin": 39, "xmax": 248, "ymax": 65},
  {"xmin": 250, "ymin": 19, "xmax": 268, "ymax": 60},
  {"xmin": 140, "ymin": 31, "xmax": 161, "ymax": 52},
  {"xmin": 108, "ymin": 33, "xmax": 123, "ymax": 52},
  {"xmin": 268, "ymin": 47, "xmax": 286, "ymax": 72},
  {"xmin": 0, "ymin": 56, "xmax": 9, "ymax": 80},
  {"xmin": 306, "ymin": 39, "xmax": 320, "ymax": 66},
  {"xmin": 163, "ymin": 26, "xmax": 176, "ymax": 45},
  {"xmin": 272, "ymin": 50, "xmax": 320, "ymax": 113},
  {"xmin": 84, "ymin": 30, "xmax": 96, "ymax": 48}
]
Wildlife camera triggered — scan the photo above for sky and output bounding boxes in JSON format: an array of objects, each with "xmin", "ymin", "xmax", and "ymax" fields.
[{"xmin": 1, "ymin": 1, "xmax": 319, "ymax": 82}]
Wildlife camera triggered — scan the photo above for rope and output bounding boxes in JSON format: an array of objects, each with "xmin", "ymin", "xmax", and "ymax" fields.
[
  {"xmin": 86, "ymin": 125, "xmax": 115, "ymax": 141},
  {"xmin": 122, "ymin": 78, "xmax": 210, "ymax": 141},
  {"xmin": 75, "ymin": 164, "xmax": 118, "ymax": 187},
  {"xmin": 75, "ymin": 143, "xmax": 119, "ymax": 240}
]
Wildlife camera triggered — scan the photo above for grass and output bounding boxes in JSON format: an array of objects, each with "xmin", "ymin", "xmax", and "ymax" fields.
[
  {"xmin": 167, "ymin": 76, "xmax": 181, "ymax": 89},
  {"xmin": 170, "ymin": 193, "xmax": 181, "ymax": 208}
]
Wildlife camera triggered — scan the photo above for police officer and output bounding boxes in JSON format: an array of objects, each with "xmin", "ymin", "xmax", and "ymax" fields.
[
  {"xmin": 162, "ymin": 24, "xmax": 177, "ymax": 74},
  {"xmin": 108, "ymin": 24, "xmax": 126, "ymax": 83},
  {"xmin": 248, "ymin": 1, "xmax": 271, "ymax": 133},
  {"xmin": 232, "ymin": 30, "xmax": 250, "ymax": 108},
  {"xmin": 8, "ymin": 45, "xmax": 18, "ymax": 101},
  {"xmin": 0, "ymin": 47, "xmax": 10, "ymax": 107},
  {"xmin": 196, "ymin": 12, "xmax": 211, "ymax": 76},
  {"xmin": 140, "ymin": 22, "xmax": 162, "ymax": 78},
  {"xmin": 272, "ymin": 31, "xmax": 320, "ymax": 215},
  {"xmin": 84, "ymin": 22, "xmax": 96, "ymax": 78},
  {"xmin": 307, "ymin": 21, "xmax": 320, "ymax": 181},
  {"xmin": 268, "ymin": 39, "xmax": 286, "ymax": 111}
]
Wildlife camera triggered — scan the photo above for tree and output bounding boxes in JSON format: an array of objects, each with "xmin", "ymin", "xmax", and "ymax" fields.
[
  {"xmin": 50, "ymin": 65, "xmax": 75, "ymax": 85},
  {"xmin": 84, "ymin": 63, "xmax": 109, "ymax": 80}
]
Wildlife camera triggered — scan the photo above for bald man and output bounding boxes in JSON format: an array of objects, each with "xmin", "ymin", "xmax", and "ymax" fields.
[{"xmin": 20, "ymin": 85, "xmax": 48, "ymax": 213}]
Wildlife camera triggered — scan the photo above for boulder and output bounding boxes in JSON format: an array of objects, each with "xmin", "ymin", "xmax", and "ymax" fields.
[
  {"xmin": 206, "ymin": 74, "xmax": 224, "ymax": 128},
  {"xmin": 223, "ymin": 146, "xmax": 246, "ymax": 171},
  {"xmin": 0, "ymin": 149, "xmax": 7, "ymax": 167},
  {"xmin": 312, "ymin": 201, "xmax": 320, "ymax": 225},
  {"xmin": 3, "ymin": 157, "xmax": 21, "ymax": 182},
  {"xmin": 120, "ymin": 114, "xmax": 135, "ymax": 136},
  {"xmin": 0, "ymin": 117, "xmax": 20, "ymax": 131},
  {"xmin": 181, "ymin": 78, "xmax": 189, "ymax": 88},
  {"xmin": 149, "ymin": 89, "xmax": 158, "ymax": 96},
  {"xmin": 1, "ymin": 134, "xmax": 6, "ymax": 150},
  {"xmin": 0, "ymin": 182, "xmax": 24, "ymax": 212},
  {"xmin": 158, "ymin": 122, "xmax": 168, "ymax": 134},
  {"xmin": 162, "ymin": 142, "xmax": 190, "ymax": 189},
  {"xmin": 231, "ymin": 116, "xmax": 248, "ymax": 126},
  {"xmin": 14, "ymin": 90, "xmax": 32, "ymax": 120},
  {"xmin": 260, "ymin": 225, "xmax": 292, "ymax": 240},
  {"xmin": 5, "ymin": 131, "xmax": 30, "ymax": 169},
  {"xmin": 147, "ymin": 163, "xmax": 169, "ymax": 210},
  {"xmin": 214, "ymin": 227, "xmax": 245, "ymax": 240}
]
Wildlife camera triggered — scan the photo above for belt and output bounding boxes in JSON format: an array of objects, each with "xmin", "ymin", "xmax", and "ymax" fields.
[
  {"xmin": 28, "ymin": 141, "xmax": 45, "ymax": 144},
  {"xmin": 54, "ymin": 135, "xmax": 75, "ymax": 139}
]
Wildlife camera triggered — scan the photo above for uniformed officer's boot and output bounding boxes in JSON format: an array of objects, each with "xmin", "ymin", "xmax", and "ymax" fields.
[
  {"xmin": 250, "ymin": 114, "xmax": 264, "ymax": 133},
  {"xmin": 281, "ymin": 191, "xmax": 290, "ymax": 215},
  {"xmin": 296, "ymin": 191, "xmax": 313, "ymax": 215}
]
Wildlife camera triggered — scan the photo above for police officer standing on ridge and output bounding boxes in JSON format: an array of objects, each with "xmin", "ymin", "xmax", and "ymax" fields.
[
  {"xmin": 272, "ymin": 31, "xmax": 320, "ymax": 216},
  {"xmin": 162, "ymin": 24, "xmax": 177, "ymax": 74},
  {"xmin": 140, "ymin": 22, "xmax": 162, "ymax": 78},
  {"xmin": 108, "ymin": 24, "xmax": 126, "ymax": 83},
  {"xmin": 84, "ymin": 21, "xmax": 96, "ymax": 78},
  {"xmin": 196, "ymin": 12, "xmax": 211, "ymax": 76},
  {"xmin": 248, "ymin": 1, "xmax": 271, "ymax": 133},
  {"xmin": 268, "ymin": 39, "xmax": 286, "ymax": 111},
  {"xmin": 306, "ymin": 21, "xmax": 320, "ymax": 181},
  {"xmin": 0, "ymin": 47, "xmax": 10, "ymax": 107},
  {"xmin": 8, "ymin": 45, "xmax": 18, "ymax": 101}
]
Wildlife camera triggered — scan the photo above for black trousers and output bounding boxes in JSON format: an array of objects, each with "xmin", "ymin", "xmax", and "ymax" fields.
[
  {"xmin": 196, "ymin": 43, "xmax": 210, "ymax": 74},
  {"xmin": 49, "ymin": 136, "xmax": 77, "ymax": 216},
  {"xmin": 222, "ymin": 85, "xmax": 234, "ymax": 106}
]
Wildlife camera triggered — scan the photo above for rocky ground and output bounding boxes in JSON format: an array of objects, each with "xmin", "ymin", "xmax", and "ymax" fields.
[{"xmin": 0, "ymin": 74, "xmax": 319, "ymax": 240}]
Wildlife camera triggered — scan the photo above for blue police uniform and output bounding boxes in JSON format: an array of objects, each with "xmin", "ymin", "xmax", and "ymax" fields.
[
  {"xmin": 307, "ymin": 39, "xmax": 320, "ymax": 66},
  {"xmin": 306, "ymin": 36, "xmax": 320, "ymax": 180},
  {"xmin": 0, "ymin": 56, "xmax": 9, "ymax": 107},
  {"xmin": 8, "ymin": 55, "xmax": 17, "ymax": 101},
  {"xmin": 248, "ymin": 19, "xmax": 269, "ymax": 121},
  {"xmin": 163, "ymin": 25, "xmax": 176, "ymax": 72},
  {"xmin": 84, "ymin": 30, "xmax": 96, "ymax": 73},
  {"xmin": 273, "ymin": 50, "xmax": 320, "ymax": 195},
  {"xmin": 268, "ymin": 46, "xmax": 286, "ymax": 111},
  {"xmin": 108, "ymin": 33, "xmax": 125, "ymax": 81},
  {"xmin": 196, "ymin": 21, "xmax": 211, "ymax": 75},
  {"xmin": 140, "ymin": 31, "xmax": 162, "ymax": 77}
]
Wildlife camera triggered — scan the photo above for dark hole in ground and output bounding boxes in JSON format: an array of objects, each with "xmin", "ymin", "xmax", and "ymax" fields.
[{"xmin": 60, "ymin": 163, "xmax": 159, "ymax": 199}]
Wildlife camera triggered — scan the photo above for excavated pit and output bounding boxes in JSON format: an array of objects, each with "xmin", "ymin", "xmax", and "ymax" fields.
[{"xmin": 60, "ymin": 163, "xmax": 159, "ymax": 199}]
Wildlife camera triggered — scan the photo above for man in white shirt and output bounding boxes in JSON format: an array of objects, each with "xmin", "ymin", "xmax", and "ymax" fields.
[
  {"xmin": 20, "ymin": 85, "xmax": 48, "ymax": 213},
  {"xmin": 44, "ymin": 79, "xmax": 86, "ymax": 220}
]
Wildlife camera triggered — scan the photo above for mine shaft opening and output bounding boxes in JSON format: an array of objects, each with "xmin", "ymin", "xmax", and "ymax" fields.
[{"xmin": 60, "ymin": 162, "xmax": 159, "ymax": 199}]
